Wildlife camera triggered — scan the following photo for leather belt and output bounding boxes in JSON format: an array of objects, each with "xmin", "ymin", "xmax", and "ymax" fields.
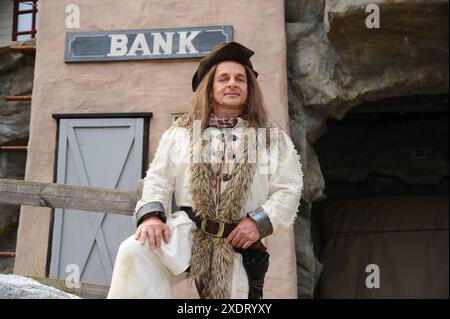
[{"xmin": 181, "ymin": 206, "xmax": 237, "ymax": 238}]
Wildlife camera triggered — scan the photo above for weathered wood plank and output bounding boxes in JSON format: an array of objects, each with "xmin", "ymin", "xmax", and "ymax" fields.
[
  {"xmin": 0, "ymin": 146, "xmax": 27, "ymax": 152},
  {"xmin": 5, "ymin": 96, "xmax": 32, "ymax": 101},
  {"xmin": 9, "ymin": 46, "xmax": 36, "ymax": 52},
  {"xmin": 0, "ymin": 252, "xmax": 15, "ymax": 257},
  {"xmin": 0, "ymin": 178, "xmax": 140, "ymax": 215}
]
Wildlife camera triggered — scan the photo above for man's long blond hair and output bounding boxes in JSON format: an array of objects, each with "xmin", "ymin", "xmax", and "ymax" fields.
[{"xmin": 190, "ymin": 63, "xmax": 268, "ymax": 131}]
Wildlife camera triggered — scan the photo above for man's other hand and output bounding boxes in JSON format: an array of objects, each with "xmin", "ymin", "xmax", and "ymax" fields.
[
  {"xmin": 135, "ymin": 215, "xmax": 170, "ymax": 250},
  {"xmin": 226, "ymin": 216, "xmax": 261, "ymax": 249}
]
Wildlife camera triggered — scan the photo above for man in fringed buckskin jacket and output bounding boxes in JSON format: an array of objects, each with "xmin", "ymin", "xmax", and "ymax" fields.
[{"xmin": 107, "ymin": 42, "xmax": 303, "ymax": 299}]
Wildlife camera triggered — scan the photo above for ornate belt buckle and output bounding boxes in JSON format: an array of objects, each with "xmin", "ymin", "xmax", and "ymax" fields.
[{"xmin": 200, "ymin": 218, "xmax": 225, "ymax": 238}]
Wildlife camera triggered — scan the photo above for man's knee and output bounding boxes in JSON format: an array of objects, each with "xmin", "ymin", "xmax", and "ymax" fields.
[
  {"xmin": 116, "ymin": 235, "xmax": 165, "ymax": 266},
  {"xmin": 118, "ymin": 235, "xmax": 141, "ymax": 254},
  {"xmin": 116, "ymin": 235, "xmax": 154, "ymax": 262}
]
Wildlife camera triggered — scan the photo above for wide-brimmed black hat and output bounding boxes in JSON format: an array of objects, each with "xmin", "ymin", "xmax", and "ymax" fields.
[{"xmin": 191, "ymin": 41, "xmax": 258, "ymax": 92}]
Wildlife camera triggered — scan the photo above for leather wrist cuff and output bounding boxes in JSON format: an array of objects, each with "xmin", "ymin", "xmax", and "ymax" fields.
[
  {"xmin": 136, "ymin": 201, "xmax": 167, "ymax": 226},
  {"xmin": 140, "ymin": 211, "xmax": 167, "ymax": 224},
  {"xmin": 247, "ymin": 207, "xmax": 273, "ymax": 238}
]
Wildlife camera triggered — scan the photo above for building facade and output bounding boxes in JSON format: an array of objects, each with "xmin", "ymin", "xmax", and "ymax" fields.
[{"xmin": 12, "ymin": 0, "xmax": 297, "ymax": 298}]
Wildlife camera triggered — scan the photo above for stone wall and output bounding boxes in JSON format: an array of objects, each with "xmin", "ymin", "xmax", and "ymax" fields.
[{"xmin": 0, "ymin": 39, "xmax": 34, "ymax": 273}]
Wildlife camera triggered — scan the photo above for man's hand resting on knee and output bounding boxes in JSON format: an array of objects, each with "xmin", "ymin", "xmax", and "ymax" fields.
[{"xmin": 135, "ymin": 215, "xmax": 170, "ymax": 250}]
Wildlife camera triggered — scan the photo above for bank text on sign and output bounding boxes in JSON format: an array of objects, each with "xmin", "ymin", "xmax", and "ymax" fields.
[{"xmin": 65, "ymin": 26, "xmax": 233, "ymax": 62}]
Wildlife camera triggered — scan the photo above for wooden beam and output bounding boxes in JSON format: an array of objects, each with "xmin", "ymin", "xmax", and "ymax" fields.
[
  {"xmin": 0, "ymin": 179, "xmax": 139, "ymax": 215},
  {"xmin": 6, "ymin": 96, "xmax": 32, "ymax": 101},
  {"xmin": 0, "ymin": 146, "xmax": 27, "ymax": 152},
  {"xmin": 0, "ymin": 252, "xmax": 15, "ymax": 257},
  {"xmin": 9, "ymin": 46, "xmax": 36, "ymax": 52}
]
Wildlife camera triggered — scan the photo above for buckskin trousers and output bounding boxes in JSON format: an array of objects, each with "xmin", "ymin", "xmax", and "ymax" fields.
[{"xmin": 107, "ymin": 211, "xmax": 249, "ymax": 299}]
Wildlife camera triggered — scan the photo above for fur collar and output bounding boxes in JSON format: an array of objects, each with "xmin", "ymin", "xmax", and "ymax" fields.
[{"xmin": 173, "ymin": 113, "xmax": 284, "ymax": 298}]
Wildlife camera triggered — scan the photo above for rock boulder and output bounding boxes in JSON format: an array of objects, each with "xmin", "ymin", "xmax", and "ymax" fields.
[{"xmin": 0, "ymin": 274, "xmax": 81, "ymax": 299}]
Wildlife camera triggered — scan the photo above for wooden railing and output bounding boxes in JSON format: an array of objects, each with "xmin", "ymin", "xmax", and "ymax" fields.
[{"xmin": 0, "ymin": 178, "xmax": 142, "ymax": 215}]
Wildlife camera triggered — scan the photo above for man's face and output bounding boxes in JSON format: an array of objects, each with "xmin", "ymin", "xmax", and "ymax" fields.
[{"xmin": 211, "ymin": 61, "xmax": 248, "ymax": 112}]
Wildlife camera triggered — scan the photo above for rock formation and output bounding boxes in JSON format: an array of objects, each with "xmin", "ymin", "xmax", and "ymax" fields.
[
  {"xmin": 285, "ymin": 0, "xmax": 448, "ymax": 298},
  {"xmin": 0, "ymin": 274, "xmax": 80, "ymax": 299},
  {"xmin": 0, "ymin": 39, "xmax": 34, "ymax": 273}
]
